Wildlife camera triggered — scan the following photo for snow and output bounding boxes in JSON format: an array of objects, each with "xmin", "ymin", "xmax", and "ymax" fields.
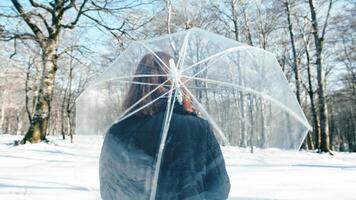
[{"xmin": 1, "ymin": 135, "xmax": 356, "ymax": 200}]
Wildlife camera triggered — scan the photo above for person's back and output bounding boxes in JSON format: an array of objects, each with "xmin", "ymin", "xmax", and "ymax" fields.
[
  {"xmin": 99, "ymin": 101, "xmax": 230, "ymax": 200},
  {"xmin": 99, "ymin": 52, "xmax": 230, "ymax": 199}
]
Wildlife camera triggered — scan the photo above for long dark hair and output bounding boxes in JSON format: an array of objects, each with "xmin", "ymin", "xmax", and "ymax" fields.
[{"xmin": 122, "ymin": 52, "xmax": 194, "ymax": 116}]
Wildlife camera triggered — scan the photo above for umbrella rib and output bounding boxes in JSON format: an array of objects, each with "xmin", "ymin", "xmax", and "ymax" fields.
[
  {"xmin": 128, "ymin": 81, "xmax": 171, "ymax": 87},
  {"xmin": 81, "ymin": 74, "xmax": 169, "ymax": 91},
  {"xmin": 180, "ymin": 91, "xmax": 253, "ymax": 128},
  {"xmin": 115, "ymin": 88, "xmax": 172, "ymax": 124},
  {"xmin": 93, "ymin": 79, "xmax": 172, "ymax": 87},
  {"xmin": 139, "ymin": 42, "xmax": 170, "ymax": 71},
  {"xmin": 181, "ymin": 46, "xmax": 272, "ymax": 73},
  {"xmin": 179, "ymin": 80, "xmax": 230, "ymax": 145},
  {"xmin": 115, "ymin": 79, "xmax": 170, "ymax": 122},
  {"xmin": 176, "ymin": 31, "xmax": 190, "ymax": 69},
  {"xmin": 182, "ymin": 57, "xmax": 221, "ymax": 85},
  {"xmin": 150, "ymin": 80, "xmax": 177, "ymax": 200},
  {"xmin": 182, "ymin": 75, "xmax": 311, "ymax": 130}
]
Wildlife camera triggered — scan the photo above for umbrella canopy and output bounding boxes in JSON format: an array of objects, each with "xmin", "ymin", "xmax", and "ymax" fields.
[
  {"xmin": 76, "ymin": 28, "xmax": 310, "ymax": 148},
  {"xmin": 75, "ymin": 28, "xmax": 311, "ymax": 199}
]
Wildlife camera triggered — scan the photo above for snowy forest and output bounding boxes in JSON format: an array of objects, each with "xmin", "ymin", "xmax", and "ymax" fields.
[
  {"xmin": 1, "ymin": 1, "xmax": 356, "ymax": 200},
  {"xmin": 0, "ymin": 0, "xmax": 354, "ymax": 152}
]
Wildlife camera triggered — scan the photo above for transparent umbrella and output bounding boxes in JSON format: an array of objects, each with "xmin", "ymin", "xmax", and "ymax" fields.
[{"xmin": 75, "ymin": 28, "xmax": 311, "ymax": 200}]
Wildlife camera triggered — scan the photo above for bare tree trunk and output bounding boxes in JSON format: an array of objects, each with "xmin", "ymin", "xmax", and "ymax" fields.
[
  {"xmin": 0, "ymin": 97, "xmax": 5, "ymax": 133},
  {"xmin": 258, "ymin": 98, "xmax": 266, "ymax": 148},
  {"xmin": 284, "ymin": 0, "xmax": 301, "ymax": 103},
  {"xmin": 306, "ymin": 130, "xmax": 314, "ymax": 150},
  {"xmin": 16, "ymin": 112, "xmax": 22, "ymax": 135},
  {"xmin": 231, "ymin": 0, "xmax": 239, "ymax": 41},
  {"xmin": 350, "ymin": 112, "xmax": 356, "ymax": 153},
  {"xmin": 5, "ymin": 0, "xmax": 143, "ymax": 143},
  {"xmin": 242, "ymin": 9, "xmax": 253, "ymax": 46},
  {"xmin": 234, "ymin": 27, "xmax": 246, "ymax": 148},
  {"xmin": 66, "ymin": 113, "xmax": 74, "ymax": 143},
  {"xmin": 239, "ymin": 92, "xmax": 246, "ymax": 147},
  {"xmin": 256, "ymin": 4, "xmax": 268, "ymax": 51},
  {"xmin": 60, "ymin": 88, "xmax": 67, "ymax": 140},
  {"xmin": 308, "ymin": 0, "xmax": 333, "ymax": 153},
  {"xmin": 304, "ymin": 36, "xmax": 319, "ymax": 150},
  {"xmin": 25, "ymin": 61, "xmax": 33, "ymax": 124},
  {"xmin": 248, "ymin": 95, "xmax": 254, "ymax": 153},
  {"xmin": 286, "ymin": 112, "xmax": 293, "ymax": 148},
  {"xmin": 6, "ymin": 117, "xmax": 11, "ymax": 135},
  {"xmin": 22, "ymin": 40, "xmax": 58, "ymax": 144},
  {"xmin": 66, "ymin": 58, "xmax": 74, "ymax": 143}
]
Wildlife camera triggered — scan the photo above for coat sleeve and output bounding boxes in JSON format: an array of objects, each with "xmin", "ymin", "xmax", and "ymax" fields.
[
  {"xmin": 99, "ymin": 128, "xmax": 154, "ymax": 200},
  {"xmin": 203, "ymin": 122, "xmax": 231, "ymax": 199},
  {"xmin": 99, "ymin": 131, "xmax": 117, "ymax": 200}
]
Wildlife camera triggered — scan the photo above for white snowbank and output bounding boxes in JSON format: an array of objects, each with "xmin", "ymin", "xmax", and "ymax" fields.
[{"xmin": 1, "ymin": 135, "xmax": 355, "ymax": 200}]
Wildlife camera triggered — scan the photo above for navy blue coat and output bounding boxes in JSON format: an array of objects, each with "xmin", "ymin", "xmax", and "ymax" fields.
[{"xmin": 99, "ymin": 102, "xmax": 230, "ymax": 200}]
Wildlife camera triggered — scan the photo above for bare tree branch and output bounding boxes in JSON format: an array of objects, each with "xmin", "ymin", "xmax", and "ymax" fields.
[
  {"xmin": 61, "ymin": 0, "xmax": 77, "ymax": 13},
  {"xmin": 28, "ymin": 0, "xmax": 53, "ymax": 13},
  {"xmin": 10, "ymin": 0, "xmax": 44, "ymax": 41},
  {"xmin": 81, "ymin": 11, "xmax": 126, "ymax": 32},
  {"xmin": 0, "ymin": 13, "xmax": 20, "ymax": 18},
  {"xmin": 58, "ymin": 44, "xmax": 93, "ymax": 57},
  {"xmin": 60, "ymin": 0, "xmax": 89, "ymax": 29},
  {"xmin": 0, "ymin": 32, "xmax": 37, "ymax": 41},
  {"xmin": 27, "ymin": 11, "xmax": 53, "ymax": 34},
  {"xmin": 321, "ymin": 0, "xmax": 333, "ymax": 40},
  {"xmin": 90, "ymin": 0, "xmax": 156, "ymax": 12}
]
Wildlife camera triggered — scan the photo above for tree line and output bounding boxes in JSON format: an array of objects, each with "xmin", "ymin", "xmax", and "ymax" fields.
[{"xmin": 0, "ymin": 0, "xmax": 354, "ymax": 152}]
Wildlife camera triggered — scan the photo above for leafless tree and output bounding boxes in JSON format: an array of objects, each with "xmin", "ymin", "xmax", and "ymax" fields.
[
  {"xmin": 308, "ymin": 0, "xmax": 333, "ymax": 153},
  {"xmin": 284, "ymin": 0, "xmax": 301, "ymax": 103},
  {"xmin": 0, "ymin": 0, "xmax": 155, "ymax": 143}
]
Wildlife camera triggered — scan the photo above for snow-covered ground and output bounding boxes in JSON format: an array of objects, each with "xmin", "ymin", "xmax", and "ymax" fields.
[{"xmin": 1, "ymin": 135, "xmax": 356, "ymax": 200}]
